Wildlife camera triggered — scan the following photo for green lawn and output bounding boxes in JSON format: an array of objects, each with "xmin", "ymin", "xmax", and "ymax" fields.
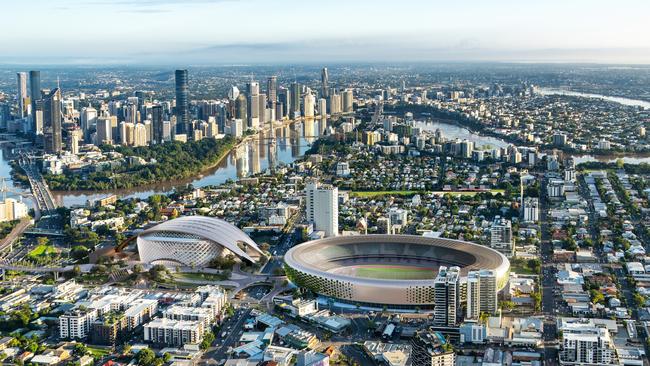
[
  {"xmin": 28, "ymin": 244, "xmax": 57, "ymax": 257},
  {"xmin": 356, "ymin": 266, "xmax": 435, "ymax": 280},
  {"xmin": 86, "ymin": 346, "xmax": 111, "ymax": 357},
  {"xmin": 351, "ymin": 191, "xmax": 418, "ymax": 198},
  {"xmin": 509, "ymin": 258, "xmax": 540, "ymax": 275}
]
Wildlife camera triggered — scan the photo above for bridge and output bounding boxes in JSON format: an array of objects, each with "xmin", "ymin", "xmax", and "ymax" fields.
[
  {"xmin": 17, "ymin": 153, "xmax": 58, "ymax": 214},
  {"xmin": 23, "ymin": 227, "xmax": 64, "ymax": 237}
]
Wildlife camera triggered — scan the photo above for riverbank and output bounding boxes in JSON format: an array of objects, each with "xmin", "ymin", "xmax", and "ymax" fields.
[
  {"xmin": 45, "ymin": 136, "xmax": 238, "ymax": 191},
  {"xmin": 387, "ymin": 103, "xmax": 650, "ymax": 155},
  {"xmin": 41, "ymin": 118, "xmax": 306, "ymax": 198}
]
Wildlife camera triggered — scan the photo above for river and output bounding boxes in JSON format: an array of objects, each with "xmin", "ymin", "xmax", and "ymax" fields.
[
  {"xmin": 536, "ymin": 87, "xmax": 650, "ymax": 109},
  {"xmin": 1, "ymin": 116, "xmax": 650, "ymax": 208},
  {"xmin": 0, "ymin": 119, "xmax": 327, "ymax": 207}
]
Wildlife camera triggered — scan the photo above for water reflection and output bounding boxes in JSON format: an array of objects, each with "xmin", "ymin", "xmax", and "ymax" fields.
[
  {"xmin": 415, "ymin": 121, "xmax": 510, "ymax": 149},
  {"xmin": 537, "ymin": 87, "xmax": 650, "ymax": 109},
  {"xmin": 49, "ymin": 120, "xmax": 323, "ymax": 206}
]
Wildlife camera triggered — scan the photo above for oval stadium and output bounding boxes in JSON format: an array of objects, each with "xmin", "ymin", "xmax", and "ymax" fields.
[
  {"xmin": 137, "ymin": 216, "xmax": 264, "ymax": 267},
  {"xmin": 284, "ymin": 235, "xmax": 510, "ymax": 308}
]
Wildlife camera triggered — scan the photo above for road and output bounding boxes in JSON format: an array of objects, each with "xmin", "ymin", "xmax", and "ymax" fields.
[
  {"xmin": 202, "ymin": 308, "xmax": 252, "ymax": 363},
  {"xmin": 0, "ymin": 217, "xmax": 31, "ymax": 254},
  {"xmin": 18, "ymin": 154, "xmax": 57, "ymax": 213}
]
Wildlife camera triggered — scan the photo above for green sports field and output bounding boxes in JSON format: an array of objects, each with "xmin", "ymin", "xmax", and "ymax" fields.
[{"xmin": 355, "ymin": 265, "xmax": 436, "ymax": 280}]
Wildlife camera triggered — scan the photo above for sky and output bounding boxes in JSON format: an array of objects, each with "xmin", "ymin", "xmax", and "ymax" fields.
[{"xmin": 2, "ymin": 0, "xmax": 650, "ymax": 65}]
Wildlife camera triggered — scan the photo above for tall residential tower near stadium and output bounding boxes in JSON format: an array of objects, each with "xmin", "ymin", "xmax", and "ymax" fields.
[{"xmin": 305, "ymin": 180, "xmax": 338, "ymax": 237}]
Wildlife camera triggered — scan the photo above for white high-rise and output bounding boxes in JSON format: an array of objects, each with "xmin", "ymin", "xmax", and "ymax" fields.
[
  {"xmin": 16, "ymin": 72, "xmax": 28, "ymax": 118},
  {"xmin": 318, "ymin": 98, "xmax": 327, "ymax": 117},
  {"xmin": 490, "ymin": 216, "xmax": 513, "ymax": 258},
  {"xmin": 433, "ymin": 266, "xmax": 460, "ymax": 327},
  {"xmin": 303, "ymin": 89, "xmax": 315, "ymax": 118},
  {"xmin": 305, "ymin": 180, "xmax": 338, "ymax": 237},
  {"xmin": 522, "ymin": 197, "xmax": 539, "ymax": 222},
  {"xmin": 134, "ymin": 123, "xmax": 148, "ymax": 146},
  {"xmin": 96, "ymin": 116, "xmax": 113, "ymax": 145},
  {"xmin": 80, "ymin": 107, "xmax": 98, "ymax": 138},
  {"xmin": 466, "ymin": 269, "xmax": 498, "ymax": 320},
  {"xmin": 342, "ymin": 89, "xmax": 354, "ymax": 113}
]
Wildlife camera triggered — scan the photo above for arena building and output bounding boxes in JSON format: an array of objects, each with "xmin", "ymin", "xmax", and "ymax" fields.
[
  {"xmin": 284, "ymin": 235, "xmax": 509, "ymax": 308},
  {"xmin": 137, "ymin": 216, "xmax": 264, "ymax": 267}
]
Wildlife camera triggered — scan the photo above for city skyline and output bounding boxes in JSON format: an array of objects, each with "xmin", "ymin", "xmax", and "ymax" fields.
[{"xmin": 2, "ymin": 0, "xmax": 650, "ymax": 65}]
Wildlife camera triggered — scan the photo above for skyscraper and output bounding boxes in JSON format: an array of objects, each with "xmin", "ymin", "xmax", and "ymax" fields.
[
  {"xmin": 80, "ymin": 107, "xmax": 98, "ymax": 141},
  {"xmin": 305, "ymin": 180, "xmax": 339, "ymax": 237},
  {"xmin": 267, "ymin": 76, "xmax": 277, "ymax": 103},
  {"xmin": 96, "ymin": 116, "xmax": 113, "ymax": 145},
  {"xmin": 290, "ymin": 82, "xmax": 301, "ymax": 117},
  {"xmin": 174, "ymin": 69, "xmax": 189, "ymax": 135},
  {"xmin": 29, "ymin": 71, "xmax": 41, "ymax": 133},
  {"xmin": 321, "ymin": 67, "xmax": 329, "ymax": 99},
  {"xmin": 29, "ymin": 71, "xmax": 41, "ymax": 102},
  {"xmin": 235, "ymin": 94, "xmax": 248, "ymax": 123},
  {"xmin": 342, "ymin": 89, "xmax": 354, "ymax": 113},
  {"xmin": 303, "ymin": 89, "xmax": 315, "ymax": 118},
  {"xmin": 433, "ymin": 266, "xmax": 460, "ymax": 327},
  {"xmin": 258, "ymin": 93, "xmax": 267, "ymax": 125},
  {"xmin": 151, "ymin": 105, "xmax": 164, "ymax": 145},
  {"xmin": 16, "ymin": 72, "xmax": 28, "ymax": 119},
  {"xmin": 246, "ymin": 81, "xmax": 260, "ymax": 129},
  {"xmin": 43, "ymin": 88, "xmax": 63, "ymax": 153}
]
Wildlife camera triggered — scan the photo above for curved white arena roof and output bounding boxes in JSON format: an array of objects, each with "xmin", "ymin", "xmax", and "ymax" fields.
[{"xmin": 137, "ymin": 216, "xmax": 263, "ymax": 266}]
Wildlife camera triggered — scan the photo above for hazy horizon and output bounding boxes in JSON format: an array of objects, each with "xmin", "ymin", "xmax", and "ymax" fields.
[{"xmin": 3, "ymin": 0, "xmax": 650, "ymax": 65}]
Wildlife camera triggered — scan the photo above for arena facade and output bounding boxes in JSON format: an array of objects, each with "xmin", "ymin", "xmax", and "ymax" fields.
[
  {"xmin": 284, "ymin": 235, "xmax": 510, "ymax": 308},
  {"xmin": 137, "ymin": 216, "xmax": 264, "ymax": 267}
]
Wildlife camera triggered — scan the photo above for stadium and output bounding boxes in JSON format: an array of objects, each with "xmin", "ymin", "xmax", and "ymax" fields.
[
  {"xmin": 137, "ymin": 216, "xmax": 264, "ymax": 267},
  {"xmin": 284, "ymin": 235, "xmax": 510, "ymax": 308}
]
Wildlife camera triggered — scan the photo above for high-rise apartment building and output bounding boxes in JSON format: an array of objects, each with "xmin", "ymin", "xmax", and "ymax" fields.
[
  {"xmin": 342, "ymin": 89, "xmax": 354, "ymax": 113},
  {"xmin": 466, "ymin": 269, "xmax": 498, "ymax": 320},
  {"xmin": 433, "ymin": 266, "xmax": 460, "ymax": 327},
  {"xmin": 305, "ymin": 180, "xmax": 339, "ymax": 237},
  {"xmin": 522, "ymin": 197, "xmax": 539, "ymax": 222},
  {"xmin": 96, "ymin": 116, "xmax": 113, "ymax": 145},
  {"xmin": 490, "ymin": 217, "xmax": 513, "ymax": 257},
  {"xmin": 303, "ymin": 89, "xmax": 315, "ymax": 118}
]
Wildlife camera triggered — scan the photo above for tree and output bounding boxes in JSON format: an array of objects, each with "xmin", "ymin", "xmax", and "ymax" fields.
[
  {"xmin": 133, "ymin": 264, "xmax": 144, "ymax": 274},
  {"xmin": 499, "ymin": 301, "xmax": 516, "ymax": 311},
  {"xmin": 71, "ymin": 265, "xmax": 81, "ymax": 277},
  {"xmin": 590, "ymin": 289, "xmax": 605, "ymax": 305},
  {"xmin": 73, "ymin": 343, "xmax": 88, "ymax": 356},
  {"xmin": 136, "ymin": 348, "xmax": 156, "ymax": 366}
]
